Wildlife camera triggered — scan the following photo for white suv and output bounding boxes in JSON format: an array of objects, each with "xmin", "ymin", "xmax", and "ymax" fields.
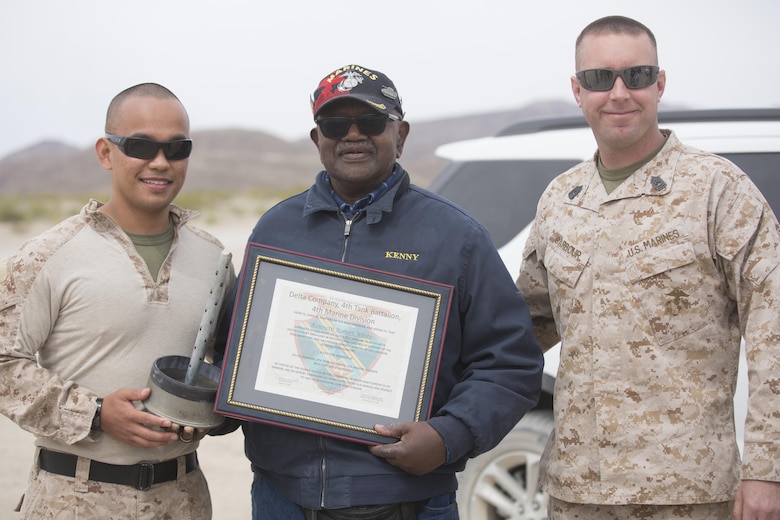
[{"xmin": 430, "ymin": 108, "xmax": 780, "ymax": 520}]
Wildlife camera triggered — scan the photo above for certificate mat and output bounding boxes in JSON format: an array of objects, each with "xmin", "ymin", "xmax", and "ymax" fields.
[{"xmin": 215, "ymin": 244, "xmax": 453, "ymax": 445}]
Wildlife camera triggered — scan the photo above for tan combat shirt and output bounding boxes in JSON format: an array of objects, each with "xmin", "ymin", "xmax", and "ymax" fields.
[
  {"xmin": 0, "ymin": 200, "xmax": 232, "ymax": 465},
  {"xmin": 517, "ymin": 132, "xmax": 780, "ymax": 504}
]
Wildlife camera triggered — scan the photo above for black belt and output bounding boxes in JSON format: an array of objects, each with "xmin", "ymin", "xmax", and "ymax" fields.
[{"xmin": 38, "ymin": 448, "xmax": 198, "ymax": 491}]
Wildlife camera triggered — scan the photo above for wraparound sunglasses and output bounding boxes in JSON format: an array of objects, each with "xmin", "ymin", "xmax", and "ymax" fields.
[
  {"xmin": 575, "ymin": 65, "xmax": 659, "ymax": 91},
  {"xmin": 105, "ymin": 134, "xmax": 193, "ymax": 160},
  {"xmin": 315, "ymin": 113, "xmax": 401, "ymax": 140}
]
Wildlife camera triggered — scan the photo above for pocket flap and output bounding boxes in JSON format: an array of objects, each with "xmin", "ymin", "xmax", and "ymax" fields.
[
  {"xmin": 626, "ymin": 241, "xmax": 695, "ymax": 283},
  {"xmin": 545, "ymin": 242, "xmax": 588, "ymax": 288}
]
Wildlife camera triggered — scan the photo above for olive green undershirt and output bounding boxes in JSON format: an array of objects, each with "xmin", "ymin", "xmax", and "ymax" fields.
[
  {"xmin": 125, "ymin": 222, "xmax": 175, "ymax": 282},
  {"xmin": 598, "ymin": 131, "xmax": 670, "ymax": 194}
]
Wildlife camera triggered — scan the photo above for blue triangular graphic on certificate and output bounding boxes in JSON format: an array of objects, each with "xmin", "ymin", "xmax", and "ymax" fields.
[{"xmin": 294, "ymin": 316, "xmax": 386, "ymax": 394}]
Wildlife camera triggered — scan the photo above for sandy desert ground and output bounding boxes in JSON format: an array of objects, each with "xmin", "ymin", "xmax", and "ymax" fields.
[{"xmin": 0, "ymin": 217, "xmax": 258, "ymax": 518}]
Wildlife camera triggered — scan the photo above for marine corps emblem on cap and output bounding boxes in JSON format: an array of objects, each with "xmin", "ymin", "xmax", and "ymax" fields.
[{"xmin": 310, "ymin": 64, "xmax": 403, "ymax": 117}]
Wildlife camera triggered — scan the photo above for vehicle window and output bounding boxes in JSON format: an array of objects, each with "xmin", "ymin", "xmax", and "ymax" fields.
[
  {"xmin": 433, "ymin": 153, "xmax": 778, "ymax": 249},
  {"xmin": 721, "ymin": 153, "xmax": 780, "ymax": 217},
  {"xmin": 432, "ymin": 159, "xmax": 579, "ymax": 248}
]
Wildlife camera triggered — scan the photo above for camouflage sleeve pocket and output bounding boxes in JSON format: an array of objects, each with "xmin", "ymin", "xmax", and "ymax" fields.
[
  {"xmin": 0, "ymin": 256, "xmax": 18, "ymax": 312},
  {"xmin": 715, "ymin": 192, "xmax": 763, "ymax": 262},
  {"xmin": 715, "ymin": 192, "xmax": 780, "ymax": 286}
]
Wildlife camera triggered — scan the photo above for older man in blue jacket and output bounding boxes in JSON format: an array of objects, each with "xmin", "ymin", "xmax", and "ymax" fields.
[{"xmin": 215, "ymin": 64, "xmax": 543, "ymax": 520}]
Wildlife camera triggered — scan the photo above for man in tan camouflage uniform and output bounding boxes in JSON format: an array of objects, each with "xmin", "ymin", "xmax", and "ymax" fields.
[
  {"xmin": 0, "ymin": 83, "xmax": 232, "ymax": 519},
  {"xmin": 516, "ymin": 15, "xmax": 780, "ymax": 520}
]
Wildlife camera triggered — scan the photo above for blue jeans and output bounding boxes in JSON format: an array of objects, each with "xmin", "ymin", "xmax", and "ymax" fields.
[
  {"xmin": 251, "ymin": 472, "xmax": 459, "ymax": 519},
  {"xmin": 417, "ymin": 492, "xmax": 459, "ymax": 519}
]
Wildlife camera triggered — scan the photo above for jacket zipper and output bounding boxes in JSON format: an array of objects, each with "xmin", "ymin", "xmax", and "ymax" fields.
[
  {"xmin": 319, "ymin": 212, "xmax": 358, "ymax": 508},
  {"xmin": 319, "ymin": 436, "xmax": 327, "ymax": 508},
  {"xmin": 342, "ymin": 217, "xmax": 352, "ymax": 262},
  {"xmin": 319, "ymin": 211, "xmax": 362, "ymax": 507},
  {"xmin": 341, "ymin": 212, "xmax": 363, "ymax": 262}
]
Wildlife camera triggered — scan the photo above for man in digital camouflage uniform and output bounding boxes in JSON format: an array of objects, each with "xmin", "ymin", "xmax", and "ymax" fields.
[
  {"xmin": 516, "ymin": 15, "xmax": 780, "ymax": 520},
  {"xmin": 0, "ymin": 83, "xmax": 233, "ymax": 519}
]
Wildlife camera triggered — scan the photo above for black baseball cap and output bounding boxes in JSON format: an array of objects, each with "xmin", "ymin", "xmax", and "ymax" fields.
[{"xmin": 310, "ymin": 64, "xmax": 403, "ymax": 117}]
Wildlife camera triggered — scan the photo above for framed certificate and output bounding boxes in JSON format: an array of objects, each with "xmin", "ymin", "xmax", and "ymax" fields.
[{"xmin": 215, "ymin": 244, "xmax": 453, "ymax": 445}]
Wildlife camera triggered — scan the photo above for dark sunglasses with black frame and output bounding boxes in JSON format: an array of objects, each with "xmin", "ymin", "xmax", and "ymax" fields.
[
  {"xmin": 575, "ymin": 65, "xmax": 660, "ymax": 91},
  {"xmin": 315, "ymin": 113, "xmax": 402, "ymax": 140},
  {"xmin": 105, "ymin": 134, "xmax": 193, "ymax": 161}
]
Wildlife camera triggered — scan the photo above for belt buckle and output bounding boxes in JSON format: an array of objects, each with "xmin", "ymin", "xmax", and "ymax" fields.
[{"xmin": 137, "ymin": 462, "xmax": 155, "ymax": 491}]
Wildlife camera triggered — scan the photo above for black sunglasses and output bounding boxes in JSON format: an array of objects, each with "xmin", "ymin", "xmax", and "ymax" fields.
[
  {"xmin": 105, "ymin": 134, "xmax": 193, "ymax": 160},
  {"xmin": 575, "ymin": 65, "xmax": 660, "ymax": 91},
  {"xmin": 315, "ymin": 113, "xmax": 401, "ymax": 140}
]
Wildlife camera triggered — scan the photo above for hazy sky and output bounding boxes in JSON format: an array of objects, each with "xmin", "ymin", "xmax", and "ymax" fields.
[{"xmin": 1, "ymin": 0, "xmax": 778, "ymax": 160}]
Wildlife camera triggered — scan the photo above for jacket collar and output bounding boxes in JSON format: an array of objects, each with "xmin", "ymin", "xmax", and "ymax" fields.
[
  {"xmin": 83, "ymin": 199, "xmax": 196, "ymax": 233},
  {"xmin": 302, "ymin": 164, "xmax": 410, "ymax": 224},
  {"xmin": 566, "ymin": 130, "xmax": 679, "ymax": 210}
]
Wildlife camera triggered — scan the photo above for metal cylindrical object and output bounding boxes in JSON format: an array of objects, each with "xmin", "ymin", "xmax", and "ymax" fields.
[
  {"xmin": 144, "ymin": 355, "xmax": 224, "ymax": 429},
  {"xmin": 185, "ymin": 250, "xmax": 232, "ymax": 386}
]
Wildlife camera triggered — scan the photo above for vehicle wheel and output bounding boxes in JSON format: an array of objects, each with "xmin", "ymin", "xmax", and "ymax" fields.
[{"xmin": 457, "ymin": 410, "xmax": 553, "ymax": 520}]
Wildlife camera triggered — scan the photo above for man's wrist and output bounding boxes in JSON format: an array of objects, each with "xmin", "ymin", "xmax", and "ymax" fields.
[{"xmin": 91, "ymin": 397, "xmax": 103, "ymax": 431}]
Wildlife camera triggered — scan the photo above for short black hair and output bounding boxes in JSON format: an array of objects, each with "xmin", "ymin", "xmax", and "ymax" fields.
[
  {"xmin": 105, "ymin": 83, "xmax": 181, "ymax": 133},
  {"xmin": 575, "ymin": 16, "xmax": 658, "ymax": 69}
]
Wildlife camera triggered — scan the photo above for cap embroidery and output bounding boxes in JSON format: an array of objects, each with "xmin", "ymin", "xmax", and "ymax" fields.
[
  {"xmin": 336, "ymin": 71, "xmax": 364, "ymax": 93},
  {"xmin": 311, "ymin": 64, "xmax": 403, "ymax": 116}
]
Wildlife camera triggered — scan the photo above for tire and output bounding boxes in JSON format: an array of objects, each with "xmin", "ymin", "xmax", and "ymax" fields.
[{"xmin": 456, "ymin": 410, "xmax": 553, "ymax": 520}]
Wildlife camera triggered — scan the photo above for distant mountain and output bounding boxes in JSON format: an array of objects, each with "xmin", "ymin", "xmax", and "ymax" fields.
[
  {"xmin": 0, "ymin": 100, "xmax": 581, "ymax": 195},
  {"xmin": 1, "ymin": 141, "xmax": 81, "ymax": 163}
]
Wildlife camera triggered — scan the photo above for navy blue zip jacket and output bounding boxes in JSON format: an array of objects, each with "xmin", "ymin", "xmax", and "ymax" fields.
[{"xmin": 213, "ymin": 165, "xmax": 543, "ymax": 509}]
